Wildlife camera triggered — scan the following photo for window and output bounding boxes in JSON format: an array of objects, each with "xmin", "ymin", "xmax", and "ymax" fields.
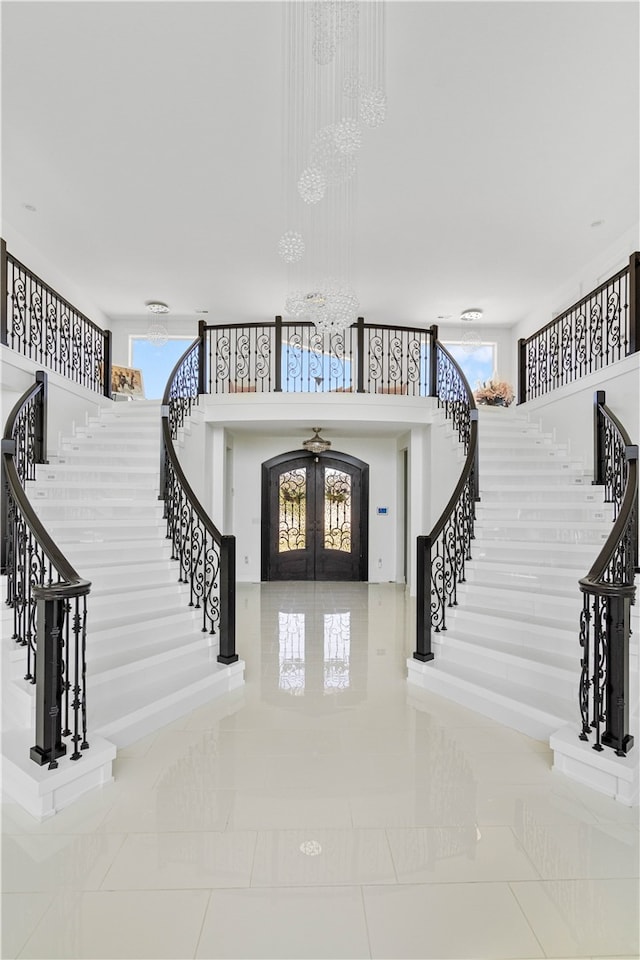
[
  {"xmin": 441, "ymin": 341, "xmax": 496, "ymax": 390},
  {"xmin": 130, "ymin": 337, "xmax": 194, "ymax": 400}
]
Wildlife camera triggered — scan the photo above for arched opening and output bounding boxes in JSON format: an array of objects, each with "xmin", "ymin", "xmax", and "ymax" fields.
[{"xmin": 261, "ymin": 449, "xmax": 369, "ymax": 581}]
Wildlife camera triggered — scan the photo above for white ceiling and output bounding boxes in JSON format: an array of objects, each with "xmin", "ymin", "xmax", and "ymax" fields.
[{"xmin": 2, "ymin": 1, "xmax": 638, "ymax": 331}]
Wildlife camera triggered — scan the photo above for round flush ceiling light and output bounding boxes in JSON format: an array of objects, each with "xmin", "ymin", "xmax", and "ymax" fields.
[
  {"xmin": 460, "ymin": 309, "xmax": 483, "ymax": 322},
  {"xmin": 146, "ymin": 301, "xmax": 170, "ymax": 314}
]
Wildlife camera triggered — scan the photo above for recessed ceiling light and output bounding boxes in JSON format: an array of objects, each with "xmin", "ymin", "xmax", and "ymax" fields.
[
  {"xmin": 196, "ymin": 309, "xmax": 209, "ymax": 314},
  {"xmin": 590, "ymin": 219, "xmax": 605, "ymax": 228},
  {"xmin": 299, "ymin": 840, "xmax": 323, "ymax": 856},
  {"xmin": 437, "ymin": 314, "xmax": 452, "ymax": 320},
  {"xmin": 146, "ymin": 301, "xmax": 170, "ymax": 314},
  {"xmin": 22, "ymin": 203, "xmax": 37, "ymax": 212},
  {"xmin": 460, "ymin": 309, "xmax": 483, "ymax": 322}
]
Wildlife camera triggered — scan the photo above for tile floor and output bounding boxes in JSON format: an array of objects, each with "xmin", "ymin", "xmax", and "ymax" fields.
[{"xmin": 2, "ymin": 582, "xmax": 639, "ymax": 959}]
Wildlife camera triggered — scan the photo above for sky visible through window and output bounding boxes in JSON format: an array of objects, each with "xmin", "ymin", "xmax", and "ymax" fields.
[
  {"xmin": 442, "ymin": 342, "xmax": 496, "ymax": 389},
  {"xmin": 131, "ymin": 338, "xmax": 194, "ymax": 399}
]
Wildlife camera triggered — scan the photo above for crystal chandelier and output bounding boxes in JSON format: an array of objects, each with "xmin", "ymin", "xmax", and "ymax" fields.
[
  {"xmin": 279, "ymin": 1, "xmax": 386, "ymax": 334},
  {"xmin": 460, "ymin": 309, "xmax": 483, "ymax": 355},
  {"xmin": 145, "ymin": 301, "xmax": 169, "ymax": 347}
]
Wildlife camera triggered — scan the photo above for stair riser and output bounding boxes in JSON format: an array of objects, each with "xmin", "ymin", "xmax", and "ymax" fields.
[
  {"xmin": 63, "ymin": 433, "xmax": 158, "ymax": 445},
  {"xmin": 44, "ymin": 519, "xmax": 164, "ymax": 536},
  {"xmin": 433, "ymin": 639, "xmax": 577, "ymax": 701},
  {"xmin": 475, "ymin": 526, "xmax": 610, "ymax": 546},
  {"xmin": 88, "ymin": 604, "xmax": 199, "ymax": 633},
  {"xmin": 28, "ymin": 485, "xmax": 159, "ymax": 501},
  {"xmin": 33, "ymin": 507, "xmax": 163, "ymax": 523},
  {"xmin": 407, "ymin": 664, "xmax": 572, "ymax": 740},
  {"xmin": 476, "ymin": 507, "xmax": 613, "ymax": 523},
  {"xmin": 91, "ymin": 574, "xmax": 180, "ymax": 595},
  {"xmin": 479, "ymin": 489, "xmax": 606, "ymax": 504},
  {"xmin": 89, "ymin": 588, "xmax": 189, "ymax": 616},
  {"xmin": 444, "ymin": 607, "xmax": 576, "ymax": 644},
  {"xmin": 49, "ymin": 454, "xmax": 159, "ymax": 467},
  {"xmin": 456, "ymin": 587, "xmax": 580, "ymax": 620},
  {"xmin": 61, "ymin": 543, "xmax": 173, "ymax": 565},
  {"xmin": 88, "ymin": 638, "xmax": 208, "ymax": 686}
]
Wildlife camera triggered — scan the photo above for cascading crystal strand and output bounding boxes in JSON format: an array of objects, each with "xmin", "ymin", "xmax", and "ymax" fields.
[{"xmin": 280, "ymin": 2, "xmax": 386, "ymax": 337}]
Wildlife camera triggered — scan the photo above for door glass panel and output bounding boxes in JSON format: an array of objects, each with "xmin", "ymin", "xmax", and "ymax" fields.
[
  {"xmin": 324, "ymin": 468, "xmax": 351, "ymax": 552},
  {"xmin": 324, "ymin": 612, "xmax": 350, "ymax": 691},
  {"xmin": 278, "ymin": 612, "xmax": 305, "ymax": 695},
  {"xmin": 278, "ymin": 468, "xmax": 306, "ymax": 552}
]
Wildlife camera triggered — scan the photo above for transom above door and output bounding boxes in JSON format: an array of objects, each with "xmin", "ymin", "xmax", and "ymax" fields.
[{"xmin": 261, "ymin": 450, "xmax": 369, "ymax": 581}]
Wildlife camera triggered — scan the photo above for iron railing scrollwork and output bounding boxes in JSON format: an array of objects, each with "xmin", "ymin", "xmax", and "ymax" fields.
[
  {"xmin": 202, "ymin": 317, "xmax": 436, "ymax": 396},
  {"xmin": 1, "ymin": 239, "xmax": 112, "ymax": 398},
  {"xmin": 161, "ymin": 341, "xmax": 237, "ymax": 663},
  {"xmin": 578, "ymin": 392, "xmax": 638, "ymax": 756},
  {"xmin": 518, "ymin": 252, "xmax": 639, "ymax": 404},
  {"xmin": 2, "ymin": 372, "xmax": 91, "ymax": 769},
  {"xmin": 414, "ymin": 342, "xmax": 479, "ymax": 662}
]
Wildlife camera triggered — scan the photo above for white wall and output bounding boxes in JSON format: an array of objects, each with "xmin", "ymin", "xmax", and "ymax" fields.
[
  {"xmin": 523, "ymin": 353, "xmax": 639, "ymax": 469},
  {"xmin": 229, "ymin": 431, "xmax": 400, "ymax": 584},
  {"xmin": 510, "ymin": 222, "xmax": 640, "ymax": 463},
  {"xmin": 3, "ymin": 225, "xmax": 109, "ymax": 332},
  {"xmin": 514, "ymin": 223, "xmax": 640, "ymax": 345},
  {"xmin": 1, "ymin": 347, "xmax": 111, "ymax": 452},
  {"xmin": 109, "ymin": 317, "xmax": 201, "ymax": 368}
]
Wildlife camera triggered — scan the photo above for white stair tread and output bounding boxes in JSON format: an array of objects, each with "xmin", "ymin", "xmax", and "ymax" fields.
[
  {"xmin": 436, "ymin": 629, "xmax": 577, "ymax": 674},
  {"xmin": 418, "ymin": 661, "xmax": 575, "ymax": 724}
]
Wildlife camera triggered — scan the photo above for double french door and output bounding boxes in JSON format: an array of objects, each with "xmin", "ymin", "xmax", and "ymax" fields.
[{"xmin": 261, "ymin": 450, "xmax": 369, "ymax": 581}]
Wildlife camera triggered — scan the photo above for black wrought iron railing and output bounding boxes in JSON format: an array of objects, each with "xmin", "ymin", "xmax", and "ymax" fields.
[
  {"xmin": 1, "ymin": 239, "xmax": 112, "ymax": 398},
  {"xmin": 414, "ymin": 342, "xmax": 479, "ymax": 661},
  {"xmin": 518, "ymin": 252, "xmax": 639, "ymax": 404},
  {"xmin": 2, "ymin": 372, "xmax": 91, "ymax": 768},
  {"xmin": 578, "ymin": 391, "xmax": 638, "ymax": 756},
  {"xmin": 161, "ymin": 340, "xmax": 237, "ymax": 663},
  {"xmin": 203, "ymin": 317, "xmax": 435, "ymax": 397}
]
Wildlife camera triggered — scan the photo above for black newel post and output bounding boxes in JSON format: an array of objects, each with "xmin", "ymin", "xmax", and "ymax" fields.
[
  {"xmin": 34, "ymin": 371, "xmax": 48, "ymax": 465},
  {"xmin": 218, "ymin": 534, "xmax": 238, "ymax": 664},
  {"xmin": 197, "ymin": 320, "xmax": 207, "ymax": 396},
  {"xmin": 103, "ymin": 330, "xmax": 112, "ymax": 399},
  {"xmin": 30, "ymin": 586, "xmax": 67, "ymax": 768},
  {"xmin": 414, "ymin": 535, "xmax": 434, "ymax": 662},
  {"xmin": 158, "ymin": 423, "xmax": 167, "ymax": 505},
  {"xmin": 517, "ymin": 338, "xmax": 527, "ymax": 405},
  {"xmin": 274, "ymin": 316, "xmax": 282, "ymax": 392},
  {"xmin": 429, "ymin": 325, "xmax": 438, "ymax": 397},
  {"xmin": 629, "ymin": 251, "xmax": 640, "ymax": 356},
  {"xmin": 471, "ymin": 408, "xmax": 480, "ymax": 502},
  {"xmin": 593, "ymin": 390, "xmax": 606, "ymax": 486},
  {"xmin": 356, "ymin": 316, "xmax": 365, "ymax": 393},
  {"xmin": 0, "ymin": 443, "xmax": 12, "ymax": 575},
  {"xmin": 601, "ymin": 593, "xmax": 634, "ymax": 756},
  {"xmin": 0, "ymin": 238, "xmax": 7, "ymax": 347}
]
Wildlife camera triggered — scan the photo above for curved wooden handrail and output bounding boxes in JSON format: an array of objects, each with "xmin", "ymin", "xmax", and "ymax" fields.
[
  {"xmin": 160, "ymin": 337, "xmax": 236, "ymax": 659},
  {"xmin": 579, "ymin": 401, "xmax": 637, "ymax": 599},
  {"xmin": 3, "ymin": 380, "xmax": 88, "ymax": 592},
  {"xmin": 429, "ymin": 342, "xmax": 478, "ymax": 544},
  {"xmin": 414, "ymin": 341, "xmax": 478, "ymax": 659}
]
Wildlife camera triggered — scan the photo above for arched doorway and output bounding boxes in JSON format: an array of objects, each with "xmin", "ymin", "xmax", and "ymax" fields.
[{"xmin": 261, "ymin": 450, "xmax": 369, "ymax": 581}]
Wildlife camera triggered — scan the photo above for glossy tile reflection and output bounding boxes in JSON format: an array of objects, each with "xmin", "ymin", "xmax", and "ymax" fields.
[{"xmin": 2, "ymin": 582, "xmax": 638, "ymax": 960}]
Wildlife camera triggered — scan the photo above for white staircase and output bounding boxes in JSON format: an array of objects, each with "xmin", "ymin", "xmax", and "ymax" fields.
[
  {"xmin": 2, "ymin": 399, "xmax": 243, "ymax": 817},
  {"xmin": 408, "ymin": 404, "xmax": 639, "ymax": 799}
]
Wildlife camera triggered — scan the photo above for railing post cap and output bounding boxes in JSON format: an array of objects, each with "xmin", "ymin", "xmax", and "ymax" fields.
[{"xmin": 625, "ymin": 444, "xmax": 638, "ymax": 462}]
